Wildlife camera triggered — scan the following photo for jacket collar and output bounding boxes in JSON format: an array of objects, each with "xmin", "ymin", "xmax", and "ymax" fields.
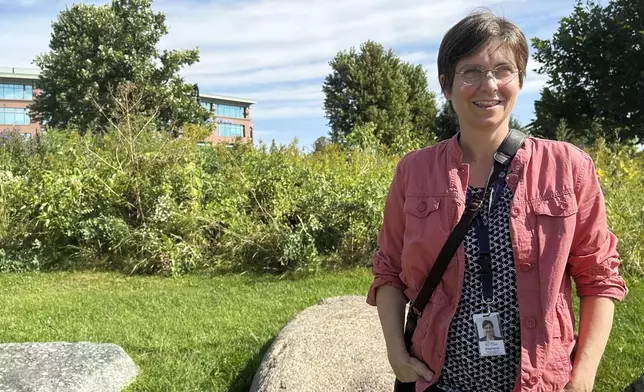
[{"xmin": 446, "ymin": 131, "xmax": 531, "ymax": 169}]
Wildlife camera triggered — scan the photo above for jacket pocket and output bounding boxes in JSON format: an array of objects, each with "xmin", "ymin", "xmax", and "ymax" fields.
[
  {"xmin": 530, "ymin": 192, "xmax": 579, "ymax": 264},
  {"xmin": 401, "ymin": 195, "xmax": 450, "ymax": 294},
  {"xmin": 543, "ymin": 293, "xmax": 574, "ymax": 387},
  {"xmin": 403, "ymin": 195, "xmax": 448, "ymax": 239},
  {"xmin": 531, "ymin": 191, "xmax": 578, "ymax": 217},
  {"xmin": 404, "ymin": 195, "xmax": 441, "ymax": 218},
  {"xmin": 408, "ymin": 290, "xmax": 442, "ymax": 368},
  {"xmin": 555, "ymin": 293, "xmax": 575, "ymax": 345},
  {"xmin": 556, "ymin": 294, "xmax": 578, "ymax": 366},
  {"xmin": 409, "ymin": 307, "xmax": 430, "ymax": 360}
]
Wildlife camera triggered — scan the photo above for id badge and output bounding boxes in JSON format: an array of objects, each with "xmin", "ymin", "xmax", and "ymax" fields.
[{"xmin": 473, "ymin": 312, "xmax": 507, "ymax": 357}]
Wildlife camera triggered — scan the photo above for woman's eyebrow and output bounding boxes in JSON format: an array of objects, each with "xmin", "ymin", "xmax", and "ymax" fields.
[
  {"xmin": 459, "ymin": 61, "xmax": 512, "ymax": 69},
  {"xmin": 457, "ymin": 64, "xmax": 484, "ymax": 71}
]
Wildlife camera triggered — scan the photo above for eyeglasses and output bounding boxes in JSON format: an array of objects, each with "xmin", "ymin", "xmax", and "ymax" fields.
[{"xmin": 455, "ymin": 65, "xmax": 520, "ymax": 86}]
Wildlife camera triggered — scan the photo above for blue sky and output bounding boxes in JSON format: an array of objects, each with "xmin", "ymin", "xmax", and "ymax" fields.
[{"xmin": 0, "ymin": 0, "xmax": 582, "ymax": 150}]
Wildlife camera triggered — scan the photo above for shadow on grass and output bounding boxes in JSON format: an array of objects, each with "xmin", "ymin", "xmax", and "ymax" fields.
[{"xmin": 221, "ymin": 336, "xmax": 276, "ymax": 392}]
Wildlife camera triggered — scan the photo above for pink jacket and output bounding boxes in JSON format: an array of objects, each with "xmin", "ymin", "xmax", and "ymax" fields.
[{"xmin": 367, "ymin": 134, "xmax": 627, "ymax": 392}]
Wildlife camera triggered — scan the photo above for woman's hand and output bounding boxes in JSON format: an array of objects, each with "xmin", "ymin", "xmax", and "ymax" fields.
[
  {"xmin": 562, "ymin": 375, "xmax": 594, "ymax": 392},
  {"xmin": 389, "ymin": 350, "xmax": 435, "ymax": 383}
]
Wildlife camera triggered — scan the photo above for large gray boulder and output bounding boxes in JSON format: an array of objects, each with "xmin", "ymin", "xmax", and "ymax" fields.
[
  {"xmin": 0, "ymin": 342, "xmax": 138, "ymax": 392},
  {"xmin": 250, "ymin": 295, "xmax": 395, "ymax": 392}
]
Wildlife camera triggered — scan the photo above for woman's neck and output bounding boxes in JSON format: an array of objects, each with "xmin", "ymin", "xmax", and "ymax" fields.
[{"xmin": 458, "ymin": 125, "xmax": 509, "ymax": 165}]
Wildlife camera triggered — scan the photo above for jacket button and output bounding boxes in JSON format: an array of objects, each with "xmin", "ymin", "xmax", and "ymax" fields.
[
  {"xmin": 521, "ymin": 263, "xmax": 532, "ymax": 272},
  {"xmin": 508, "ymin": 173, "xmax": 519, "ymax": 184},
  {"xmin": 511, "ymin": 207, "xmax": 520, "ymax": 217},
  {"xmin": 526, "ymin": 317, "xmax": 537, "ymax": 329},
  {"xmin": 529, "ymin": 376, "xmax": 539, "ymax": 386},
  {"xmin": 417, "ymin": 202, "xmax": 427, "ymax": 212}
]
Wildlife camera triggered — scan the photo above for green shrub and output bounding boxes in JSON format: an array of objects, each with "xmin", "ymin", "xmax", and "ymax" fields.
[
  {"xmin": 201, "ymin": 140, "xmax": 397, "ymax": 274},
  {"xmin": 0, "ymin": 124, "xmax": 641, "ymax": 277},
  {"xmin": 586, "ymin": 139, "xmax": 644, "ymax": 277},
  {"xmin": 0, "ymin": 127, "xmax": 398, "ymax": 275}
]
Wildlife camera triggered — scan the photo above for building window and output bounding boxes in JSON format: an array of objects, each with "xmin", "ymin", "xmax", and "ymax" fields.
[
  {"xmin": 0, "ymin": 108, "xmax": 31, "ymax": 125},
  {"xmin": 215, "ymin": 104, "xmax": 244, "ymax": 119},
  {"xmin": 0, "ymin": 84, "xmax": 33, "ymax": 100},
  {"xmin": 200, "ymin": 101, "xmax": 212, "ymax": 111},
  {"xmin": 218, "ymin": 123, "xmax": 243, "ymax": 137}
]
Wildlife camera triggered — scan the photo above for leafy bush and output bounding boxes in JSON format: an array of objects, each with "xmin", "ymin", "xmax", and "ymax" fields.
[
  {"xmin": 0, "ymin": 124, "xmax": 398, "ymax": 275},
  {"xmin": 585, "ymin": 139, "xmax": 644, "ymax": 276},
  {"xmin": 0, "ymin": 123, "xmax": 641, "ymax": 277},
  {"xmin": 199, "ymin": 140, "xmax": 397, "ymax": 274}
]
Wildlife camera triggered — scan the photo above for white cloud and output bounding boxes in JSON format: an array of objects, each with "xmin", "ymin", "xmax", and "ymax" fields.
[
  {"xmin": 190, "ymin": 49, "xmax": 439, "ymax": 88},
  {"xmin": 159, "ymin": 0, "xmax": 492, "ymax": 48},
  {"xmin": 526, "ymin": 57, "xmax": 544, "ymax": 74},
  {"xmin": 401, "ymin": 51, "xmax": 437, "ymax": 65},
  {"xmin": 158, "ymin": 0, "xmax": 508, "ymax": 78},
  {"xmin": 185, "ymin": 61, "xmax": 331, "ymax": 86},
  {"xmin": 252, "ymin": 103, "xmax": 323, "ymax": 120},
  {"xmin": 522, "ymin": 57, "xmax": 549, "ymax": 94},
  {"xmin": 222, "ymin": 84, "xmax": 324, "ymax": 103},
  {"xmin": 522, "ymin": 76, "xmax": 548, "ymax": 94},
  {"xmin": 0, "ymin": 16, "xmax": 52, "ymax": 66},
  {"xmin": 0, "ymin": 0, "xmax": 43, "ymax": 5},
  {"xmin": 0, "ymin": 0, "xmax": 574, "ymax": 123}
]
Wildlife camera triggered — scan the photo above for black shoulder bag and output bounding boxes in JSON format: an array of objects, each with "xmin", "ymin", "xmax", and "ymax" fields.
[{"xmin": 393, "ymin": 129, "xmax": 527, "ymax": 392}]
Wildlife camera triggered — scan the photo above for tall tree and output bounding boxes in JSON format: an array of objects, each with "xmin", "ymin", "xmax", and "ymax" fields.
[
  {"xmin": 531, "ymin": 0, "xmax": 644, "ymax": 144},
  {"xmin": 322, "ymin": 41, "xmax": 437, "ymax": 149},
  {"xmin": 30, "ymin": 0, "xmax": 209, "ymax": 134},
  {"xmin": 509, "ymin": 115, "xmax": 524, "ymax": 132},
  {"xmin": 435, "ymin": 101, "xmax": 458, "ymax": 141},
  {"xmin": 312, "ymin": 136, "xmax": 332, "ymax": 152}
]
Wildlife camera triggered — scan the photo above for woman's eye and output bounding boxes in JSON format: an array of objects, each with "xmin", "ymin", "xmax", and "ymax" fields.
[{"xmin": 495, "ymin": 66, "xmax": 515, "ymax": 77}]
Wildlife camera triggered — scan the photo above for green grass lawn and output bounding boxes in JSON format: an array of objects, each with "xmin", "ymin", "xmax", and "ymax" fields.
[{"xmin": 0, "ymin": 269, "xmax": 640, "ymax": 392}]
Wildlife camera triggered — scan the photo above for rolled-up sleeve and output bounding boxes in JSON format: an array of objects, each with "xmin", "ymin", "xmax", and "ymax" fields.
[
  {"xmin": 366, "ymin": 160, "xmax": 408, "ymax": 306},
  {"xmin": 568, "ymin": 154, "xmax": 627, "ymax": 301}
]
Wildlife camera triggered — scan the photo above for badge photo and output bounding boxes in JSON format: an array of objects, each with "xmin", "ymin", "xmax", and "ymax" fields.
[{"xmin": 473, "ymin": 313, "xmax": 507, "ymax": 357}]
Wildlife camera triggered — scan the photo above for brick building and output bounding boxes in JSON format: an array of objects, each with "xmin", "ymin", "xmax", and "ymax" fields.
[
  {"xmin": 199, "ymin": 94, "xmax": 256, "ymax": 144},
  {"xmin": 0, "ymin": 67, "xmax": 41, "ymax": 140},
  {"xmin": 0, "ymin": 66, "xmax": 256, "ymax": 143}
]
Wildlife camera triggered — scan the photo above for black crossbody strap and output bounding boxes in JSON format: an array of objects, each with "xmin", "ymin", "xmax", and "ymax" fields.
[
  {"xmin": 405, "ymin": 129, "xmax": 526, "ymax": 332},
  {"xmin": 494, "ymin": 129, "xmax": 527, "ymax": 166}
]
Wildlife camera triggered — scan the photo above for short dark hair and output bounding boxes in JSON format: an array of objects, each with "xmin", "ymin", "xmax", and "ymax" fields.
[
  {"xmin": 438, "ymin": 9, "xmax": 529, "ymax": 94},
  {"xmin": 482, "ymin": 320, "xmax": 494, "ymax": 329}
]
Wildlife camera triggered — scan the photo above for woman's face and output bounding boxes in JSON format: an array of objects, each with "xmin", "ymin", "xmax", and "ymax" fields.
[
  {"xmin": 442, "ymin": 39, "xmax": 521, "ymax": 133},
  {"xmin": 484, "ymin": 323, "xmax": 494, "ymax": 337}
]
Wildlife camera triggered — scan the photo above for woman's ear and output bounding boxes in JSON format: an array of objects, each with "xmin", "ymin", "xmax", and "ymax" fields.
[{"xmin": 439, "ymin": 74, "xmax": 452, "ymax": 101}]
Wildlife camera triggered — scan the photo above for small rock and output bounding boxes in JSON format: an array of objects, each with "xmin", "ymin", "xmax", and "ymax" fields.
[{"xmin": 0, "ymin": 342, "xmax": 138, "ymax": 392}]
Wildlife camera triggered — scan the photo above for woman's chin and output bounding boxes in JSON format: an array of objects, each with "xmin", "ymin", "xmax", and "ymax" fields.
[{"xmin": 469, "ymin": 117, "xmax": 506, "ymax": 130}]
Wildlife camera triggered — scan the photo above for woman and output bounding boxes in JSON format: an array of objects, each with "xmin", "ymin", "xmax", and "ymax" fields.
[
  {"xmin": 367, "ymin": 10, "xmax": 627, "ymax": 392},
  {"xmin": 480, "ymin": 320, "xmax": 503, "ymax": 342}
]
